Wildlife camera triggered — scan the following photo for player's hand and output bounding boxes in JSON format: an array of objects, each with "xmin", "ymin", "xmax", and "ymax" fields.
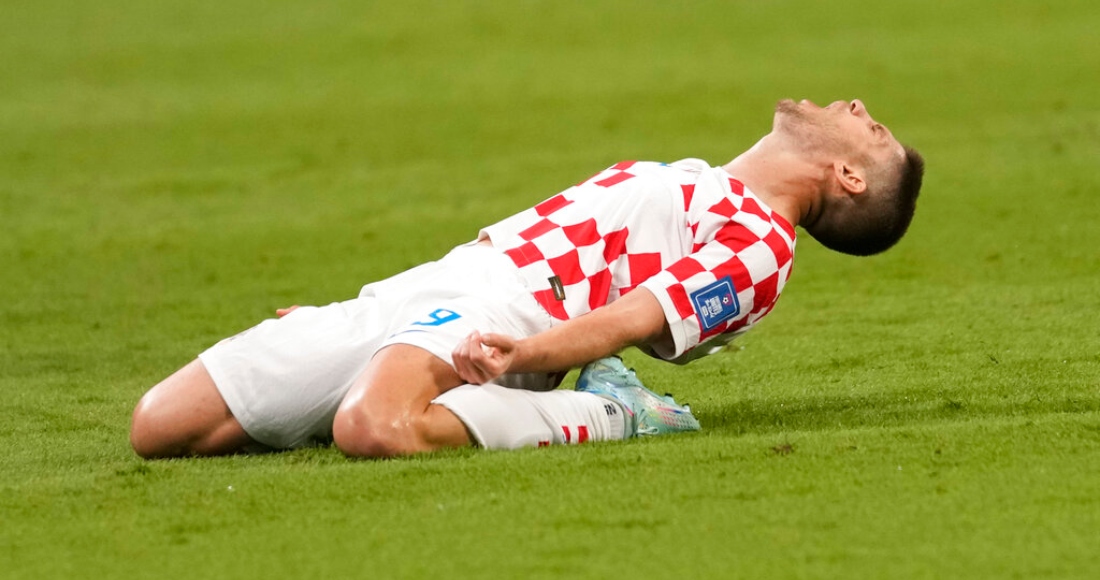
[
  {"xmin": 452, "ymin": 331, "xmax": 518, "ymax": 385},
  {"xmin": 276, "ymin": 305, "xmax": 301, "ymax": 318}
]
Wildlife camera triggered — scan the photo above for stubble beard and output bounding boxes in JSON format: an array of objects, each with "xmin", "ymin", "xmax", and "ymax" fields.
[{"xmin": 774, "ymin": 100, "xmax": 852, "ymax": 157}]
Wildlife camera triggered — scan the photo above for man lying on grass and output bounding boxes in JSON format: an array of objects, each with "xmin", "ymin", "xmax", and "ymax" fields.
[{"xmin": 131, "ymin": 99, "xmax": 924, "ymax": 458}]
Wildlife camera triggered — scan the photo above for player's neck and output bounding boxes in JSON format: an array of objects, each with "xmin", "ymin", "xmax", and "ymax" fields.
[{"xmin": 722, "ymin": 137, "xmax": 821, "ymax": 228}]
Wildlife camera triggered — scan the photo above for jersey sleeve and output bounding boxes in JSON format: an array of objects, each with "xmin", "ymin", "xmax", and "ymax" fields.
[{"xmin": 637, "ymin": 218, "xmax": 794, "ymax": 361}]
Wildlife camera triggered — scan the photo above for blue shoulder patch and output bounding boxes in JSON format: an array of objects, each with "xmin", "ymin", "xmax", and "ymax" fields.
[{"xmin": 690, "ymin": 276, "xmax": 741, "ymax": 331}]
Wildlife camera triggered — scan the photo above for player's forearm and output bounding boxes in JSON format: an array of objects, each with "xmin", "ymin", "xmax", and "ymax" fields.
[{"xmin": 507, "ymin": 288, "xmax": 667, "ymax": 373}]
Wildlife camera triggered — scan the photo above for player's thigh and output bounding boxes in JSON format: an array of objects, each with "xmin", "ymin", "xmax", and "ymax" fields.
[
  {"xmin": 334, "ymin": 344, "xmax": 469, "ymax": 456},
  {"xmin": 131, "ymin": 359, "xmax": 254, "ymax": 458},
  {"xmin": 343, "ymin": 344, "xmax": 462, "ymax": 411}
]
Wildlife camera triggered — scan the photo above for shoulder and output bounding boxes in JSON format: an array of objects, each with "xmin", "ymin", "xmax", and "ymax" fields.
[
  {"xmin": 609, "ymin": 158, "xmax": 712, "ymax": 176},
  {"xmin": 668, "ymin": 158, "xmax": 712, "ymax": 172},
  {"xmin": 633, "ymin": 158, "xmax": 712, "ymax": 179}
]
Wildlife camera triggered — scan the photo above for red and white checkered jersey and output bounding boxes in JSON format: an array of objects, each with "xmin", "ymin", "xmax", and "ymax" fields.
[{"xmin": 480, "ymin": 159, "xmax": 796, "ymax": 362}]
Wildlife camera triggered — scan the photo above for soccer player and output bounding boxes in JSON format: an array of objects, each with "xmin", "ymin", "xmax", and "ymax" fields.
[{"xmin": 130, "ymin": 99, "xmax": 924, "ymax": 459}]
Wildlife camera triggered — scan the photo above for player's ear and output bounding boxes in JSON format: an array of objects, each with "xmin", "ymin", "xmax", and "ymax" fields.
[{"xmin": 833, "ymin": 161, "xmax": 867, "ymax": 195}]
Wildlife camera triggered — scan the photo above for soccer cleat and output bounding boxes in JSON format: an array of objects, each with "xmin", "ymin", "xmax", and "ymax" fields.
[{"xmin": 575, "ymin": 357, "xmax": 701, "ymax": 437}]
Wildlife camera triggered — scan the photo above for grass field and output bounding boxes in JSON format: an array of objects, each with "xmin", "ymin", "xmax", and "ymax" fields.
[{"xmin": 2, "ymin": 1, "xmax": 1099, "ymax": 578}]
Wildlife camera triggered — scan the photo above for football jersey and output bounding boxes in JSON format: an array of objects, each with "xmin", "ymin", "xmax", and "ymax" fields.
[{"xmin": 480, "ymin": 159, "xmax": 796, "ymax": 363}]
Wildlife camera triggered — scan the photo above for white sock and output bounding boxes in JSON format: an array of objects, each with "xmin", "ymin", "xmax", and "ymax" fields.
[{"xmin": 433, "ymin": 383, "xmax": 627, "ymax": 450}]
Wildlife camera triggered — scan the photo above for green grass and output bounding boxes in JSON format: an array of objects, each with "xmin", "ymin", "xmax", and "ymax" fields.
[{"xmin": 2, "ymin": 1, "xmax": 1099, "ymax": 578}]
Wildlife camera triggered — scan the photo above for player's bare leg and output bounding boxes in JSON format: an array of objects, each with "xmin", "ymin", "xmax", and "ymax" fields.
[
  {"xmin": 130, "ymin": 359, "xmax": 258, "ymax": 458},
  {"xmin": 332, "ymin": 344, "xmax": 472, "ymax": 458},
  {"xmin": 331, "ymin": 345, "xmax": 697, "ymax": 457}
]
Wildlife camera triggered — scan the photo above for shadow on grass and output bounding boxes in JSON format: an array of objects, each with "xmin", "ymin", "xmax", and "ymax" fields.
[{"xmin": 695, "ymin": 390, "xmax": 1100, "ymax": 436}]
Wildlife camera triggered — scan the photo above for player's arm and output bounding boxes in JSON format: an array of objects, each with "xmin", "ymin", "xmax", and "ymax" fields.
[{"xmin": 452, "ymin": 287, "xmax": 669, "ymax": 385}]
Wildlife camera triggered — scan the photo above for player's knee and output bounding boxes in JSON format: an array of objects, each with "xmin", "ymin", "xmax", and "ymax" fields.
[
  {"xmin": 129, "ymin": 395, "xmax": 172, "ymax": 459},
  {"xmin": 129, "ymin": 391, "xmax": 204, "ymax": 459},
  {"xmin": 332, "ymin": 407, "xmax": 420, "ymax": 459}
]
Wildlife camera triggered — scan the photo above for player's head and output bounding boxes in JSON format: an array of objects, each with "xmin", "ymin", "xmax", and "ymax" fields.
[{"xmin": 774, "ymin": 99, "xmax": 925, "ymax": 256}]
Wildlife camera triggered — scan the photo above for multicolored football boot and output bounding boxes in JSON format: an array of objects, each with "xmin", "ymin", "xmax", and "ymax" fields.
[{"xmin": 575, "ymin": 357, "xmax": 701, "ymax": 437}]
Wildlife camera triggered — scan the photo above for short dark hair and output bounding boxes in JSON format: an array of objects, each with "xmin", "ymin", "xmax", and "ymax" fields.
[{"xmin": 805, "ymin": 146, "xmax": 925, "ymax": 256}]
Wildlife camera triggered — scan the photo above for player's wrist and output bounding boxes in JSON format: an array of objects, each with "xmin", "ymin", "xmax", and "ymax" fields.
[
  {"xmin": 506, "ymin": 338, "xmax": 533, "ymax": 374},
  {"xmin": 509, "ymin": 337, "xmax": 566, "ymax": 375}
]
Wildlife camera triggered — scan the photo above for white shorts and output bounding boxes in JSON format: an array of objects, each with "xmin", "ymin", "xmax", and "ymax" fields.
[{"xmin": 198, "ymin": 243, "xmax": 554, "ymax": 449}]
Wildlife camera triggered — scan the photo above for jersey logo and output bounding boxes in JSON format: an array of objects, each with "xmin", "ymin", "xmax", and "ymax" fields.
[{"xmin": 691, "ymin": 276, "xmax": 740, "ymax": 331}]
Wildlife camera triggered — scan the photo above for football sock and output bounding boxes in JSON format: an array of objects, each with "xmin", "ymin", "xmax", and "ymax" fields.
[{"xmin": 432, "ymin": 383, "xmax": 627, "ymax": 450}]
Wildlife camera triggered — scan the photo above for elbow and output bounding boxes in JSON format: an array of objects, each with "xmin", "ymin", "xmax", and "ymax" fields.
[{"xmin": 618, "ymin": 288, "xmax": 670, "ymax": 348}]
